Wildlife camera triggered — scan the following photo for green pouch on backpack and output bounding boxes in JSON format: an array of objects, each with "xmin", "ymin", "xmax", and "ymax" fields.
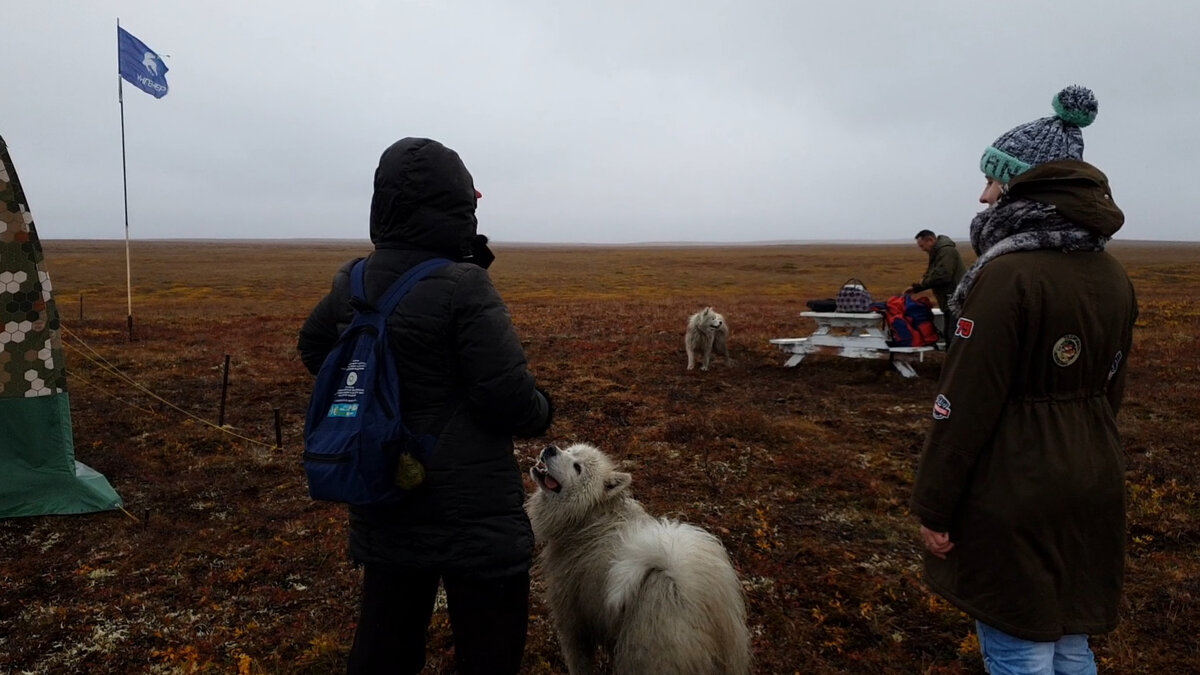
[{"xmin": 394, "ymin": 452, "xmax": 426, "ymax": 490}]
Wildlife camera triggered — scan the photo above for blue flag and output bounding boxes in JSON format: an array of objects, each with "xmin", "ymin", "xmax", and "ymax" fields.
[{"xmin": 118, "ymin": 27, "xmax": 169, "ymax": 99}]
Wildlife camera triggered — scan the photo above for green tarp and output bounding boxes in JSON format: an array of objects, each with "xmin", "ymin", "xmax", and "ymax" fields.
[
  {"xmin": 1, "ymin": 134, "xmax": 122, "ymax": 518},
  {"xmin": 0, "ymin": 396, "xmax": 122, "ymax": 517}
]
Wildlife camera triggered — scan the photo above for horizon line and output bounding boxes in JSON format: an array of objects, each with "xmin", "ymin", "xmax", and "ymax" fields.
[{"xmin": 39, "ymin": 237, "xmax": 1200, "ymax": 247}]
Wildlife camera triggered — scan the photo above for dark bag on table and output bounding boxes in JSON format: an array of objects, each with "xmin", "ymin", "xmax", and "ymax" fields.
[
  {"xmin": 835, "ymin": 278, "xmax": 873, "ymax": 313},
  {"xmin": 805, "ymin": 298, "xmax": 838, "ymax": 312}
]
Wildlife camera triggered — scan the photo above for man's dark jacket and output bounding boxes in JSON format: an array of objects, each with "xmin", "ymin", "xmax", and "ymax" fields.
[
  {"xmin": 298, "ymin": 138, "xmax": 551, "ymax": 577},
  {"xmin": 912, "ymin": 235, "xmax": 967, "ymax": 312}
]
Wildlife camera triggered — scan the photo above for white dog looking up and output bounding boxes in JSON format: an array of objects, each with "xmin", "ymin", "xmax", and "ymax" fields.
[
  {"xmin": 685, "ymin": 306, "xmax": 731, "ymax": 371},
  {"xmin": 527, "ymin": 443, "xmax": 751, "ymax": 675}
]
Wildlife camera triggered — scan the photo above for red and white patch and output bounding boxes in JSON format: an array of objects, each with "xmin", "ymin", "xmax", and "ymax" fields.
[
  {"xmin": 932, "ymin": 394, "xmax": 952, "ymax": 420},
  {"xmin": 954, "ymin": 318, "xmax": 974, "ymax": 339}
]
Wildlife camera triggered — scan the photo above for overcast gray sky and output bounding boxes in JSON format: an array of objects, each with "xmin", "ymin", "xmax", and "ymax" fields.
[{"xmin": 4, "ymin": 1, "xmax": 1196, "ymax": 243}]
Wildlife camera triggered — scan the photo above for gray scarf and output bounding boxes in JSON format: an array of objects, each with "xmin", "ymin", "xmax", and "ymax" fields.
[{"xmin": 947, "ymin": 198, "xmax": 1109, "ymax": 315}]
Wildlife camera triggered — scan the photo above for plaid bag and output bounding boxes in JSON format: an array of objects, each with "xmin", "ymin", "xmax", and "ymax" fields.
[{"xmin": 835, "ymin": 278, "xmax": 873, "ymax": 313}]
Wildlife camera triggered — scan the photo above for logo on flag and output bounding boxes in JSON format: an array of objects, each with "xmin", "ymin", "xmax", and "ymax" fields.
[{"xmin": 118, "ymin": 27, "xmax": 169, "ymax": 99}]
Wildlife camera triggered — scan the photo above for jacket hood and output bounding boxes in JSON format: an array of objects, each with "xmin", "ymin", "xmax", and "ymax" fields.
[
  {"xmin": 1006, "ymin": 160, "xmax": 1124, "ymax": 237},
  {"xmin": 933, "ymin": 234, "xmax": 957, "ymax": 251},
  {"xmin": 369, "ymin": 138, "xmax": 478, "ymax": 256}
]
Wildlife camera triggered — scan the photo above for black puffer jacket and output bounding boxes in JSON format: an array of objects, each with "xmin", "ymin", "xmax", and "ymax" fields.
[{"xmin": 298, "ymin": 138, "xmax": 551, "ymax": 577}]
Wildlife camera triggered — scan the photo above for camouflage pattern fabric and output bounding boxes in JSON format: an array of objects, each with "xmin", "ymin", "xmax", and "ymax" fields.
[
  {"xmin": 0, "ymin": 135, "xmax": 65, "ymax": 399},
  {"xmin": 0, "ymin": 134, "xmax": 121, "ymax": 518}
]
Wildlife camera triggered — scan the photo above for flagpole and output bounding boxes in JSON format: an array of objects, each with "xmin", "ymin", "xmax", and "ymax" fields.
[{"xmin": 117, "ymin": 18, "xmax": 134, "ymax": 342}]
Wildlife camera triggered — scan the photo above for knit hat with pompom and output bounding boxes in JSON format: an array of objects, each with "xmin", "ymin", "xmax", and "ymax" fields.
[{"xmin": 980, "ymin": 85, "xmax": 1098, "ymax": 183}]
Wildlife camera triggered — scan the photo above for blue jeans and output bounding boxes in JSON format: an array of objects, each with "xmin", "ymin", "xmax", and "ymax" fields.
[{"xmin": 976, "ymin": 621, "xmax": 1097, "ymax": 675}]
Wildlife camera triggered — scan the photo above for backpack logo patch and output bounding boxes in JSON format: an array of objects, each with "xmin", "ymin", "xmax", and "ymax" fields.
[
  {"xmin": 1052, "ymin": 334, "xmax": 1082, "ymax": 367},
  {"xmin": 327, "ymin": 403, "xmax": 359, "ymax": 418},
  {"xmin": 954, "ymin": 318, "xmax": 974, "ymax": 339},
  {"xmin": 932, "ymin": 394, "xmax": 952, "ymax": 419}
]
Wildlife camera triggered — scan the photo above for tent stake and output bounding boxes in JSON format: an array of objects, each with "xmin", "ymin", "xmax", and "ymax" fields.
[{"xmin": 218, "ymin": 354, "xmax": 230, "ymax": 426}]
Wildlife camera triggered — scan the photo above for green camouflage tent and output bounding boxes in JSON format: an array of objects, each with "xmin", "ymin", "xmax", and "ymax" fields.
[{"xmin": 0, "ymin": 134, "xmax": 122, "ymax": 517}]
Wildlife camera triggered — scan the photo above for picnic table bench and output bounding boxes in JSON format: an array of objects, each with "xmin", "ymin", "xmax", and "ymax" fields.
[{"xmin": 769, "ymin": 310, "xmax": 943, "ymax": 378}]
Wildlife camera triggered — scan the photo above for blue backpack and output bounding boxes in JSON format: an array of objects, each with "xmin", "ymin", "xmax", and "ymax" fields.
[{"xmin": 303, "ymin": 257, "xmax": 451, "ymax": 505}]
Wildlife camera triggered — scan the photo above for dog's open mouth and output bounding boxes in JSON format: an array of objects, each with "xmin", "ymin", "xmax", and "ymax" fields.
[{"xmin": 532, "ymin": 461, "xmax": 561, "ymax": 493}]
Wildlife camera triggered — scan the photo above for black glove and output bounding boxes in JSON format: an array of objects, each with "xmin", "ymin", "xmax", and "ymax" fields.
[
  {"xmin": 463, "ymin": 234, "xmax": 495, "ymax": 269},
  {"xmin": 531, "ymin": 387, "xmax": 554, "ymax": 437}
]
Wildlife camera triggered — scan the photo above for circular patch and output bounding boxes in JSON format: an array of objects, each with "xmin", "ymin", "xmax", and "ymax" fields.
[
  {"xmin": 346, "ymin": 371, "xmax": 358, "ymax": 386},
  {"xmin": 1052, "ymin": 334, "xmax": 1082, "ymax": 367}
]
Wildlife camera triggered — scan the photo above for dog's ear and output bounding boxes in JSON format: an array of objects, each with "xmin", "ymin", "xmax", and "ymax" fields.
[{"xmin": 603, "ymin": 472, "xmax": 632, "ymax": 496}]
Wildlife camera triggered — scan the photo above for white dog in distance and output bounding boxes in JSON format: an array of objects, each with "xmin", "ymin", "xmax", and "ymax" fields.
[
  {"xmin": 527, "ymin": 443, "xmax": 751, "ymax": 675},
  {"xmin": 685, "ymin": 307, "xmax": 732, "ymax": 371}
]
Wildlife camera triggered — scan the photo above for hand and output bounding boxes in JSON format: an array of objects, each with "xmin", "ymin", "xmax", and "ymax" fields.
[
  {"xmin": 920, "ymin": 525, "xmax": 954, "ymax": 559},
  {"xmin": 466, "ymin": 234, "xmax": 495, "ymax": 269}
]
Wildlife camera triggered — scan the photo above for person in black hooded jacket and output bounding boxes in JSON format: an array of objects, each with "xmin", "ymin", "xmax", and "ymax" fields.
[{"xmin": 298, "ymin": 137, "xmax": 552, "ymax": 675}]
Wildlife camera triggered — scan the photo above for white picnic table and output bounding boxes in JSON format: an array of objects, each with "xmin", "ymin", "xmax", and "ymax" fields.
[{"xmin": 769, "ymin": 310, "xmax": 943, "ymax": 378}]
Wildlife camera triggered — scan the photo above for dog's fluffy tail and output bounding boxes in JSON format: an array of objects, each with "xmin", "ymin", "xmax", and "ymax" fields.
[{"xmin": 605, "ymin": 520, "xmax": 750, "ymax": 675}]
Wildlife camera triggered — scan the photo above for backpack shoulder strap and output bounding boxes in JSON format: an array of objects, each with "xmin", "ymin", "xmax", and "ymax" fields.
[
  {"xmin": 349, "ymin": 258, "xmax": 369, "ymax": 306},
  {"xmin": 375, "ymin": 257, "xmax": 454, "ymax": 316}
]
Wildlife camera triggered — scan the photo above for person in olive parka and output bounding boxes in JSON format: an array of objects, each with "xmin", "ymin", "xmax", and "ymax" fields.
[
  {"xmin": 298, "ymin": 138, "xmax": 552, "ymax": 675},
  {"xmin": 910, "ymin": 86, "xmax": 1136, "ymax": 674}
]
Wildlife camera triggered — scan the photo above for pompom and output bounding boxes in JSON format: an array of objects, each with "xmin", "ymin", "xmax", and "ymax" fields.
[{"xmin": 1051, "ymin": 85, "xmax": 1098, "ymax": 127}]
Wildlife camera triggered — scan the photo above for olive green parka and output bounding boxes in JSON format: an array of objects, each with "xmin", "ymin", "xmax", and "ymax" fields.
[{"xmin": 910, "ymin": 161, "xmax": 1136, "ymax": 641}]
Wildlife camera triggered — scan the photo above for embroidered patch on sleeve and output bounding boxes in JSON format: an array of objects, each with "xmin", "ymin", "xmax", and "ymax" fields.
[
  {"xmin": 1052, "ymin": 334, "xmax": 1082, "ymax": 367},
  {"xmin": 954, "ymin": 318, "xmax": 974, "ymax": 339},
  {"xmin": 1108, "ymin": 350, "xmax": 1123, "ymax": 380},
  {"xmin": 933, "ymin": 394, "xmax": 952, "ymax": 420}
]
